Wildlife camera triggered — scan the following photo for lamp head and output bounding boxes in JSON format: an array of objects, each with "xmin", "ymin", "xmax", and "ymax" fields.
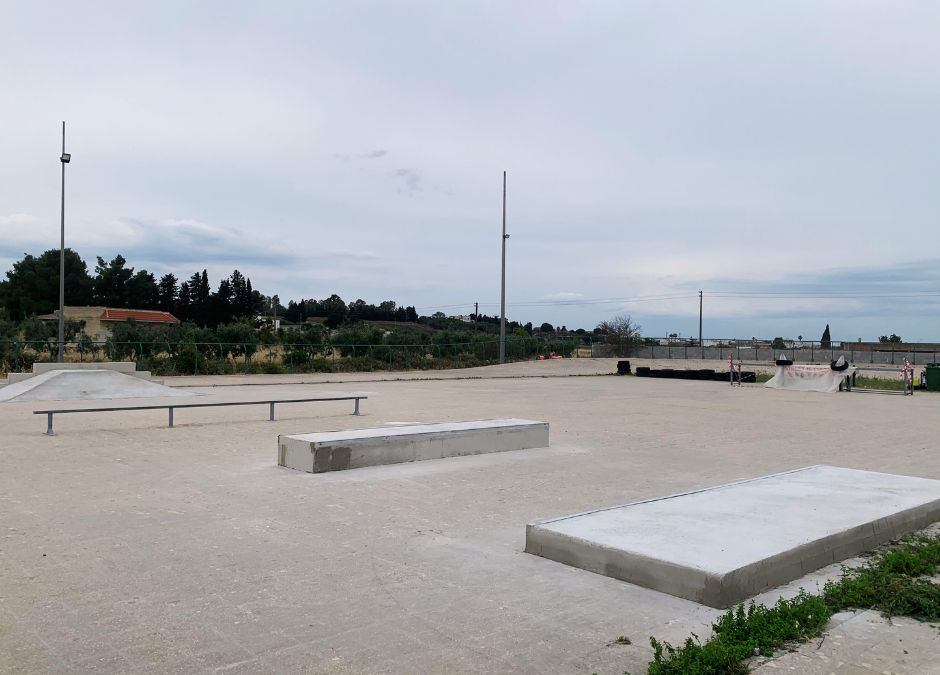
[{"xmin": 60, "ymin": 153, "xmax": 71, "ymax": 163}]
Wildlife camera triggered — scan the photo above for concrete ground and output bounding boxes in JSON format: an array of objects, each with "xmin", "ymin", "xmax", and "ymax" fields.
[{"xmin": 2, "ymin": 359, "xmax": 939, "ymax": 674}]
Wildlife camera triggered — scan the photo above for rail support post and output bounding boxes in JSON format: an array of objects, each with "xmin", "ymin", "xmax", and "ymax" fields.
[
  {"xmin": 353, "ymin": 398, "xmax": 360, "ymax": 416},
  {"xmin": 270, "ymin": 402, "xmax": 275, "ymax": 421},
  {"xmin": 168, "ymin": 407, "xmax": 174, "ymax": 427},
  {"xmin": 45, "ymin": 412, "xmax": 54, "ymax": 436}
]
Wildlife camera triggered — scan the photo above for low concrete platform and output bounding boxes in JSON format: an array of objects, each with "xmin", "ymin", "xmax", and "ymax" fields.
[
  {"xmin": 4, "ymin": 361, "xmax": 157, "ymax": 386},
  {"xmin": 278, "ymin": 418, "xmax": 549, "ymax": 473},
  {"xmin": 0, "ymin": 369, "xmax": 193, "ymax": 402},
  {"xmin": 525, "ymin": 465, "xmax": 940, "ymax": 608}
]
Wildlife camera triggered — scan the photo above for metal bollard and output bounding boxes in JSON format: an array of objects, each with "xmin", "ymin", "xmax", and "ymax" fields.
[
  {"xmin": 168, "ymin": 407, "xmax": 174, "ymax": 428},
  {"xmin": 270, "ymin": 402, "xmax": 275, "ymax": 421},
  {"xmin": 45, "ymin": 412, "xmax": 54, "ymax": 436},
  {"xmin": 353, "ymin": 398, "xmax": 360, "ymax": 415}
]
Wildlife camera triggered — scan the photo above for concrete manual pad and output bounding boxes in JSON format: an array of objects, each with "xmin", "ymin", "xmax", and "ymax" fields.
[
  {"xmin": 279, "ymin": 418, "xmax": 549, "ymax": 473},
  {"xmin": 525, "ymin": 465, "xmax": 940, "ymax": 608}
]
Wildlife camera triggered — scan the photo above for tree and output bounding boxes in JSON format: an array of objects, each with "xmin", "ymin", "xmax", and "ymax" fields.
[
  {"xmin": 322, "ymin": 295, "xmax": 348, "ymax": 329},
  {"xmin": 126, "ymin": 270, "xmax": 159, "ymax": 309},
  {"xmin": 771, "ymin": 337, "xmax": 786, "ymax": 349},
  {"xmin": 0, "ymin": 248, "xmax": 94, "ymax": 320},
  {"xmin": 595, "ymin": 314, "xmax": 643, "ymax": 357},
  {"xmin": 539, "ymin": 322, "xmax": 554, "ymax": 333},
  {"xmin": 177, "ymin": 279, "xmax": 193, "ymax": 322},
  {"xmin": 820, "ymin": 324, "xmax": 831, "ymax": 349},
  {"xmin": 879, "ymin": 334, "xmax": 902, "ymax": 343},
  {"xmin": 157, "ymin": 274, "xmax": 178, "ymax": 313},
  {"xmin": 212, "ymin": 278, "xmax": 234, "ymax": 327},
  {"xmin": 229, "ymin": 270, "xmax": 252, "ymax": 318}
]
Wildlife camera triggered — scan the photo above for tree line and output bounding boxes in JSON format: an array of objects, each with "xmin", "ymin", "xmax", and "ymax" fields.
[{"xmin": 0, "ymin": 248, "xmax": 421, "ymax": 330}]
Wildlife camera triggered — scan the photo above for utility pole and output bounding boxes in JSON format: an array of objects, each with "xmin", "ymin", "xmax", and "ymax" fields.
[
  {"xmin": 474, "ymin": 302, "xmax": 478, "ymax": 333},
  {"xmin": 58, "ymin": 122, "xmax": 70, "ymax": 362},
  {"xmin": 698, "ymin": 290, "xmax": 703, "ymax": 347},
  {"xmin": 499, "ymin": 171, "xmax": 508, "ymax": 364}
]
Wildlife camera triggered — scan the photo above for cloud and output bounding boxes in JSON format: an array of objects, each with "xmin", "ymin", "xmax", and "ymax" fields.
[
  {"xmin": 394, "ymin": 169, "xmax": 421, "ymax": 193},
  {"xmin": 0, "ymin": 213, "xmax": 42, "ymax": 225},
  {"xmin": 543, "ymin": 292, "xmax": 583, "ymax": 300},
  {"xmin": 332, "ymin": 150, "xmax": 388, "ymax": 161}
]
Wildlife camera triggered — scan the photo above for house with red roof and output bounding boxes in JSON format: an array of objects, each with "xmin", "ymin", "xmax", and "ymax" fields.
[{"xmin": 41, "ymin": 307, "xmax": 180, "ymax": 341}]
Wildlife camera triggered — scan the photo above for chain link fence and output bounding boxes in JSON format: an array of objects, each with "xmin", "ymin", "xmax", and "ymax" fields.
[{"xmin": 3, "ymin": 336, "xmax": 935, "ymax": 377}]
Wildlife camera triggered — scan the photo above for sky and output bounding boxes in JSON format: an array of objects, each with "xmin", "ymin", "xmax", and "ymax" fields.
[{"xmin": 2, "ymin": 1, "xmax": 939, "ymax": 341}]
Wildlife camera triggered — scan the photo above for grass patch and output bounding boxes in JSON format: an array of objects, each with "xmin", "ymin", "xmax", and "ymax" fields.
[
  {"xmin": 644, "ymin": 531, "xmax": 940, "ymax": 675},
  {"xmin": 852, "ymin": 375, "xmax": 906, "ymax": 391},
  {"xmin": 755, "ymin": 372, "xmax": 773, "ymax": 383}
]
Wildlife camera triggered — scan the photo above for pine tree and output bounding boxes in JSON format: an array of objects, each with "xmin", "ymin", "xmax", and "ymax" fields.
[
  {"xmin": 821, "ymin": 324, "xmax": 831, "ymax": 349},
  {"xmin": 177, "ymin": 281, "xmax": 192, "ymax": 322},
  {"xmin": 157, "ymin": 274, "xmax": 178, "ymax": 313}
]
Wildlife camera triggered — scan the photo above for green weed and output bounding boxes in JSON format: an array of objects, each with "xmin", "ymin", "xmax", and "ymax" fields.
[{"xmin": 644, "ymin": 531, "xmax": 940, "ymax": 674}]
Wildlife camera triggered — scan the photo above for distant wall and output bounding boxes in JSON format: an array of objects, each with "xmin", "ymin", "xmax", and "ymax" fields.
[{"xmin": 634, "ymin": 344, "xmax": 940, "ymax": 365}]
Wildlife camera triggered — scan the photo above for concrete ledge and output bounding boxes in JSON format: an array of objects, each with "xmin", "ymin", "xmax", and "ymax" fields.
[
  {"xmin": 279, "ymin": 418, "xmax": 549, "ymax": 473},
  {"xmin": 525, "ymin": 466, "xmax": 940, "ymax": 608}
]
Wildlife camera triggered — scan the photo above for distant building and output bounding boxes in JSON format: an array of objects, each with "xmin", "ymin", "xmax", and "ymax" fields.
[
  {"xmin": 40, "ymin": 306, "xmax": 180, "ymax": 341},
  {"xmin": 448, "ymin": 315, "xmax": 473, "ymax": 323}
]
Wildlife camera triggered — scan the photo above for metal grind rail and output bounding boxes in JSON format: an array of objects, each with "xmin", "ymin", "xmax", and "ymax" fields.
[{"xmin": 34, "ymin": 395, "xmax": 366, "ymax": 435}]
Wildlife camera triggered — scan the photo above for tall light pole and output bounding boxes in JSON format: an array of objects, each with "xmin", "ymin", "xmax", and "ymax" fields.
[
  {"xmin": 698, "ymin": 290, "xmax": 703, "ymax": 347},
  {"xmin": 499, "ymin": 171, "xmax": 508, "ymax": 364},
  {"xmin": 58, "ymin": 122, "xmax": 71, "ymax": 362}
]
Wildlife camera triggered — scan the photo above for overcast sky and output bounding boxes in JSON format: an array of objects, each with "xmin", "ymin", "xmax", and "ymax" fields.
[{"xmin": 2, "ymin": 1, "xmax": 939, "ymax": 341}]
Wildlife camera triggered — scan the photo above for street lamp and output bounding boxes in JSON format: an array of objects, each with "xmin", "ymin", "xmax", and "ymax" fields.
[
  {"xmin": 58, "ymin": 122, "xmax": 70, "ymax": 362},
  {"xmin": 499, "ymin": 171, "xmax": 509, "ymax": 364}
]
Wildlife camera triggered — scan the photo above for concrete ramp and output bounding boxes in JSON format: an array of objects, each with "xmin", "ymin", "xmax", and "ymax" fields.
[
  {"xmin": 279, "ymin": 418, "xmax": 549, "ymax": 473},
  {"xmin": 0, "ymin": 369, "xmax": 195, "ymax": 402},
  {"xmin": 525, "ymin": 466, "xmax": 940, "ymax": 608}
]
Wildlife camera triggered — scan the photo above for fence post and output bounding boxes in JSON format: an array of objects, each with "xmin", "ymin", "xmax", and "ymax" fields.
[
  {"xmin": 332, "ymin": 344, "xmax": 336, "ymax": 372},
  {"xmin": 389, "ymin": 345, "xmax": 393, "ymax": 371},
  {"xmin": 15, "ymin": 341, "xmax": 19, "ymax": 373},
  {"xmin": 219, "ymin": 343, "xmax": 224, "ymax": 375},
  {"xmin": 437, "ymin": 345, "xmax": 441, "ymax": 370},
  {"xmin": 290, "ymin": 345, "xmax": 295, "ymax": 374},
  {"xmin": 167, "ymin": 342, "xmax": 174, "ymax": 375},
  {"xmin": 244, "ymin": 345, "xmax": 248, "ymax": 374},
  {"xmin": 370, "ymin": 346, "xmax": 374, "ymax": 372},
  {"xmin": 352, "ymin": 346, "xmax": 357, "ymax": 372},
  {"xmin": 195, "ymin": 343, "xmax": 199, "ymax": 375}
]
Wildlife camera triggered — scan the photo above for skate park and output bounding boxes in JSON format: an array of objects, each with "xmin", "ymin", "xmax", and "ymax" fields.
[{"xmin": 3, "ymin": 358, "xmax": 940, "ymax": 674}]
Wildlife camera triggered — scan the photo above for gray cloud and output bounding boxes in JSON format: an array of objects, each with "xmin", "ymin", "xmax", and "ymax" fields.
[
  {"xmin": 332, "ymin": 150, "xmax": 388, "ymax": 161},
  {"xmin": 394, "ymin": 169, "xmax": 421, "ymax": 193}
]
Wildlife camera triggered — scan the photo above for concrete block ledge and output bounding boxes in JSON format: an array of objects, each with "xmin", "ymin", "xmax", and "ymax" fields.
[
  {"xmin": 279, "ymin": 418, "xmax": 549, "ymax": 473},
  {"xmin": 525, "ymin": 465, "xmax": 940, "ymax": 608}
]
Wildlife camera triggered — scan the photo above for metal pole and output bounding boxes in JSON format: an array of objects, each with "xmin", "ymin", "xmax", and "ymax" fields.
[
  {"xmin": 698, "ymin": 290, "xmax": 703, "ymax": 348},
  {"xmin": 499, "ymin": 171, "xmax": 507, "ymax": 364},
  {"xmin": 474, "ymin": 302, "xmax": 478, "ymax": 333},
  {"xmin": 58, "ymin": 122, "xmax": 67, "ymax": 362}
]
